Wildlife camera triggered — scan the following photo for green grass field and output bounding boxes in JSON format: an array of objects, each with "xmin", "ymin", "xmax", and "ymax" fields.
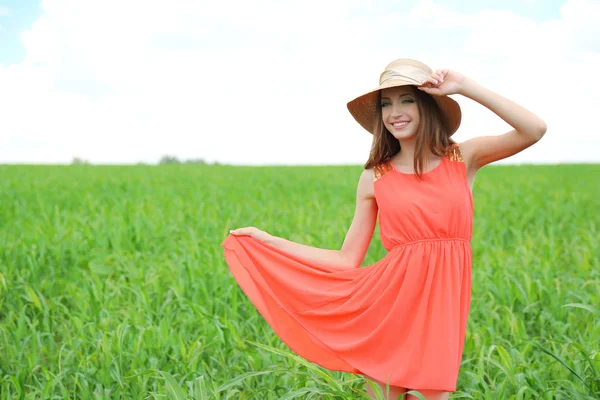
[{"xmin": 0, "ymin": 163, "xmax": 598, "ymax": 399}]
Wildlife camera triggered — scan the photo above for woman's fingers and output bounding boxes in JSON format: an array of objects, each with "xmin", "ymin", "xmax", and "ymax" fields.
[
  {"xmin": 425, "ymin": 71, "xmax": 444, "ymax": 84},
  {"xmin": 423, "ymin": 73, "xmax": 443, "ymax": 86},
  {"xmin": 230, "ymin": 226, "xmax": 256, "ymax": 235},
  {"xmin": 418, "ymin": 85, "xmax": 440, "ymax": 95}
]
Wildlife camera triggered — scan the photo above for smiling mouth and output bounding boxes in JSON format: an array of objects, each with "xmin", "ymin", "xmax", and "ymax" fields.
[{"xmin": 392, "ymin": 121, "xmax": 409, "ymax": 127}]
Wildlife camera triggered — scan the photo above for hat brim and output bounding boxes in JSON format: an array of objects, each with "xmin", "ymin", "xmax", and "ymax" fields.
[{"xmin": 347, "ymin": 80, "xmax": 461, "ymax": 136}]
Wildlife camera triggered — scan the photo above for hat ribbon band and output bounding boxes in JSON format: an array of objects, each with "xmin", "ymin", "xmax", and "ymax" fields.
[{"xmin": 379, "ymin": 66, "xmax": 428, "ymax": 85}]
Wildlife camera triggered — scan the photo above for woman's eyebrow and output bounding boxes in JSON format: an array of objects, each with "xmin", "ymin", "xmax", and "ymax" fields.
[{"xmin": 381, "ymin": 94, "xmax": 412, "ymax": 100}]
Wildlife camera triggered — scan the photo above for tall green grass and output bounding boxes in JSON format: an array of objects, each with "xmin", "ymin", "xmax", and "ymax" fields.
[{"xmin": 0, "ymin": 162, "xmax": 598, "ymax": 399}]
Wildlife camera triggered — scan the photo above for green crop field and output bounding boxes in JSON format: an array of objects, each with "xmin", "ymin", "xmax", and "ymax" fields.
[{"xmin": 0, "ymin": 163, "xmax": 598, "ymax": 399}]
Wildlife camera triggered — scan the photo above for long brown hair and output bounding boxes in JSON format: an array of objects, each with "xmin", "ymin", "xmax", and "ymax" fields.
[{"xmin": 363, "ymin": 85, "xmax": 456, "ymax": 180}]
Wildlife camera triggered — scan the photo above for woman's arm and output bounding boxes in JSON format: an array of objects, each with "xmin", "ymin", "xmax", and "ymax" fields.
[
  {"xmin": 418, "ymin": 70, "xmax": 547, "ymax": 169},
  {"xmin": 263, "ymin": 235, "xmax": 352, "ymax": 271},
  {"xmin": 266, "ymin": 169, "xmax": 377, "ymax": 271},
  {"xmin": 231, "ymin": 169, "xmax": 378, "ymax": 271},
  {"xmin": 457, "ymin": 77, "xmax": 547, "ymax": 169}
]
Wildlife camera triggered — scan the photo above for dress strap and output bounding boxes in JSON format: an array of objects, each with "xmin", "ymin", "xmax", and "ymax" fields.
[
  {"xmin": 445, "ymin": 143, "xmax": 464, "ymax": 163},
  {"xmin": 373, "ymin": 161, "xmax": 394, "ymax": 182}
]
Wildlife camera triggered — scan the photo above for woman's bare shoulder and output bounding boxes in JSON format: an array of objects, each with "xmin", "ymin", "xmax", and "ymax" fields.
[{"xmin": 359, "ymin": 168, "xmax": 376, "ymax": 200}]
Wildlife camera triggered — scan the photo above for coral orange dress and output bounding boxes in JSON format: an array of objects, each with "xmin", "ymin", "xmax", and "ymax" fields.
[{"xmin": 220, "ymin": 143, "xmax": 473, "ymax": 392}]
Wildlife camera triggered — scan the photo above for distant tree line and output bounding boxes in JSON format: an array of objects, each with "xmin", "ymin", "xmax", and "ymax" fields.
[
  {"xmin": 70, "ymin": 156, "xmax": 220, "ymax": 165},
  {"xmin": 158, "ymin": 156, "xmax": 221, "ymax": 165},
  {"xmin": 71, "ymin": 157, "xmax": 91, "ymax": 165}
]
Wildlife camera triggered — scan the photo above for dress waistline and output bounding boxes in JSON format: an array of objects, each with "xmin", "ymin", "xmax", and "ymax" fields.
[{"xmin": 389, "ymin": 237, "xmax": 470, "ymax": 251}]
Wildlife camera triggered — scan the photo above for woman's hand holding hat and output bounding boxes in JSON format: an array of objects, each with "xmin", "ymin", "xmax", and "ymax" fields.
[{"xmin": 418, "ymin": 69, "xmax": 467, "ymax": 97}]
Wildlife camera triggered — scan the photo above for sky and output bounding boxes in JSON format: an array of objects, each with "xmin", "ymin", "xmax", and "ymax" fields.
[{"xmin": 0, "ymin": 0, "xmax": 599, "ymax": 165}]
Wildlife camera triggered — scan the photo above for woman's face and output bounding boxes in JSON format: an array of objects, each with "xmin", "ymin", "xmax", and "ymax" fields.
[{"xmin": 380, "ymin": 86, "xmax": 420, "ymax": 139}]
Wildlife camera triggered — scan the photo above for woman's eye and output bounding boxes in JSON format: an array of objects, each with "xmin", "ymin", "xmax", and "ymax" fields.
[{"xmin": 381, "ymin": 99, "xmax": 413, "ymax": 107}]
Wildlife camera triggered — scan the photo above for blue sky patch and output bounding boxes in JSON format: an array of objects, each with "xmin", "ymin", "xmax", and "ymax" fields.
[{"xmin": 0, "ymin": 0, "xmax": 42, "ymax": 64}]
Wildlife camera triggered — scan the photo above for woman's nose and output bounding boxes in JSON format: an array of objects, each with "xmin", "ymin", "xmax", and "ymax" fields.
[{"xmin": 391, "ymin": 104, "xmax": 403, "ymax": 117}]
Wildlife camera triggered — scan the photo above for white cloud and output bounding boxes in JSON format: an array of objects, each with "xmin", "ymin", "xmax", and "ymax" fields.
[{"xmin": 0, "ymin": 0, "xmax": 599, "ymax": 164}]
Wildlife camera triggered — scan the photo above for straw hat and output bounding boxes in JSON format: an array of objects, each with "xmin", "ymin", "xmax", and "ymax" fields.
[{"xmin": 347, "ymin": 58, "xmax": 461, "ymax": 136}]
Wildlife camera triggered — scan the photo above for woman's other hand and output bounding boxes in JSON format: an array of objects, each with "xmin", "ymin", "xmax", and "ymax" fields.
[
  {"xmin": 417, "ymin": 69, "xmax": 467, "ymax": 97},
  {"xmin": 229, "ymin": 226, "xmax": 273, "ymax": 243}
]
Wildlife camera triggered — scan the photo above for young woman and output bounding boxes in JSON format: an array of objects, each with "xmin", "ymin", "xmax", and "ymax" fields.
[{"xmin": 221, "ymin": 58, "xmax": 546, "ymax": 400}]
